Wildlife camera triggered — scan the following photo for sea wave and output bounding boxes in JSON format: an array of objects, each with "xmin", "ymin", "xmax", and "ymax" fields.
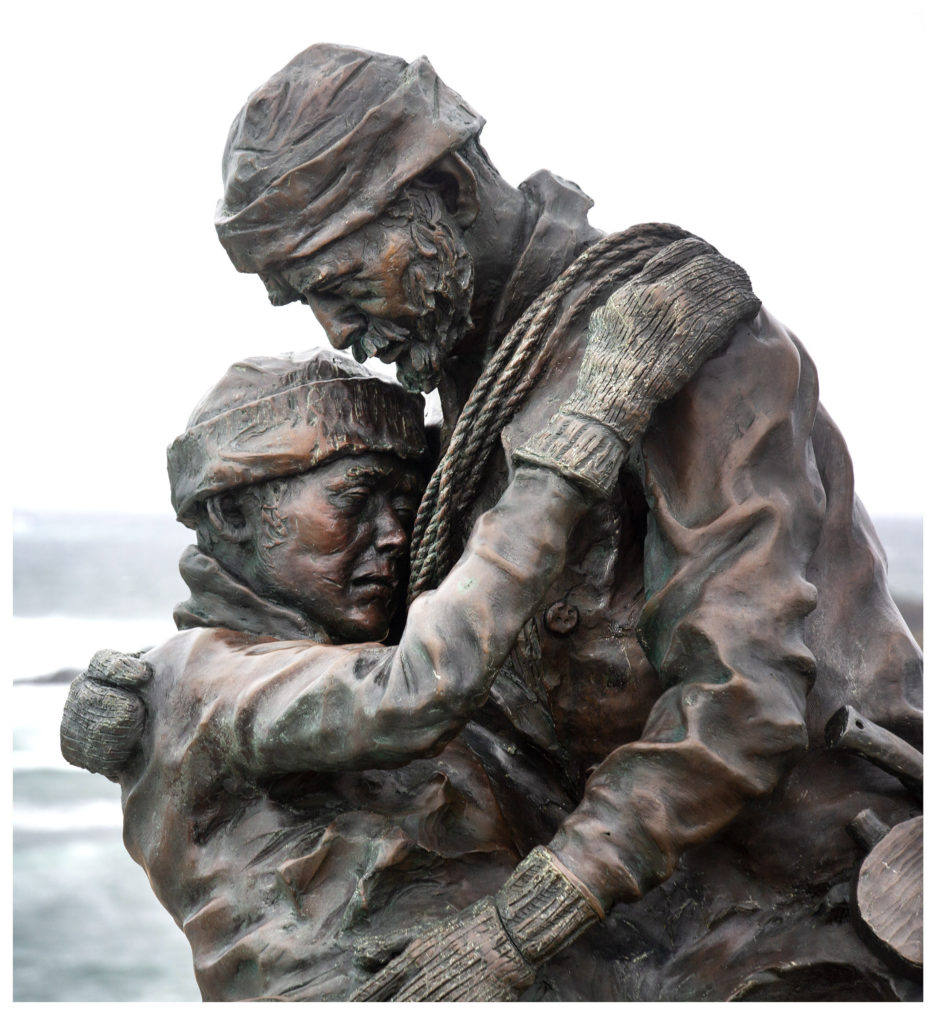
[
  {"xmin": 13, "ymin": 750, "xmax": 73, "ymax": 774},
  {"xmin": 13, "ymin": 798, "xmax": 123, "ymax": 833},
  {"xmin": 11, "ymin": 615, "xmax": 175, "ymax": 683}
]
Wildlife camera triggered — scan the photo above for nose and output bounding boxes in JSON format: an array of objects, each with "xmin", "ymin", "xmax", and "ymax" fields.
[
  {"xmin": 373, "ymin": 500, "xmax": 408, "ymax": 557},
  {"xmin": 306, "ymin": 293, "xmax": 365, "ymax": 350}
]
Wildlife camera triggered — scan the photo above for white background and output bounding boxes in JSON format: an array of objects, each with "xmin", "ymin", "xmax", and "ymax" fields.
[
  {"xmin": 4, "ymin": 0, "xmax": 935, "ymax": 518},
  {"xmin": 3, "ymin": 3, "xmax": 933, "ymax": 1005}
]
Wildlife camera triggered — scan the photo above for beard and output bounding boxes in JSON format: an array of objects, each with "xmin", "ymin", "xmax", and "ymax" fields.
[{"xmin": 349, "ymin": 198, "xmax": 475, "ymax": 394}]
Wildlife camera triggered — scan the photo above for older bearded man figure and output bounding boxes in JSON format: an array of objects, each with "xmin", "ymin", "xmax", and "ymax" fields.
[{"xmin": 68, "ymin": 45, "xmax": 922, "ymax": 1001}]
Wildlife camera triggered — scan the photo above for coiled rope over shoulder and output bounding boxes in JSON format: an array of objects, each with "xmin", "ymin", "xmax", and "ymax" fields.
[{"xmin": 407, "ymin": 222, "xmax": 693, "ymax": 602}]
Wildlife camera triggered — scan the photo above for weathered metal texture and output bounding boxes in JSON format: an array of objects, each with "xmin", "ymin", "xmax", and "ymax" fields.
[
  {"xmin": 856, "ymin": 816, "xmax": 923, "ymax": 974},
  {"xmin": 56, "ymin": 42, "xmax": 923, "ymax": 1004},
  {"xmin": 826, "ymin": 704, "xmax": 923, "ymax": 798}
]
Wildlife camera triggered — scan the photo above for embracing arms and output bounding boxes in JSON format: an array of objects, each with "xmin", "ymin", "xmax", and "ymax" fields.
[
  {"xmin": 63, "ymin": 236, "xmax": 751, "ymax": 786},
  {"xmin": 231, "ymin": 236, "xmax": 762, "ymax": 775},
  {"xmin": 354, "ymin": 238, "xmax": 773, "ymax": 1000},
  {"xmin": 61, "ymin": 236, "xmax": 776, "ymax": 1002},
  {"xmin": 221, "ymin": 465, "xmax": 592, "ymax": 773}
]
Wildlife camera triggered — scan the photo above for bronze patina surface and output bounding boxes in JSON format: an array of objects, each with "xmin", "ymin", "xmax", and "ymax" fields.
[{"xmin": 61, "ymin": 44, "xmax": 922, "ymax": 1003}]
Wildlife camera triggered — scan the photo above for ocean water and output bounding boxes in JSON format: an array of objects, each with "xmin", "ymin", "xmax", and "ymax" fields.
[
  {"xmin": 12, "ymin": 513, "xmax": 199, "ymax": 1002},
  {"xmin": 10, "ymin": 510, "xmax": 924, "ymax": 1002}
]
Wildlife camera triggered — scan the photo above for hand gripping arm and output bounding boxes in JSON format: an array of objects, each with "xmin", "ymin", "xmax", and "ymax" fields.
[
  {"xmin": 515, "ymin": 236, "xmax": 760, "ymax": 496},
  {"xmin": 351, "ymin": 846, "xmax": 602, "ymax": 1001},
  {"xmin": 60, "ymin": 649, "xmax": 152, "ymax": 781}
]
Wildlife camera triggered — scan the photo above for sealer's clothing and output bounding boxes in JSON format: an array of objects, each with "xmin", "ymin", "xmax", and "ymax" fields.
[
  {"xmin": 121, "ymin": 174, "xmax": 921, "ymax": 1001},
  {"xmin": 119, "ymin": 470, "xmax": 589, "ymax": 1001},
  {"xmin": 437, "ymin": 172, "xmax": 921, "ymax": 1001}
]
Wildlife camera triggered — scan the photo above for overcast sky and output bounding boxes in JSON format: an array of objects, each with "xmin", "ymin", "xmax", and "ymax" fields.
[{"xmin": 5, "ymin": 0, "xmax": 935, "ymax": 519}]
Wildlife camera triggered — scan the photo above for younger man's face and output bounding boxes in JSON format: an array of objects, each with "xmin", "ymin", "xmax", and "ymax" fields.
[{"xmin": 252, "ymin": 453, "xmax": 422, "ymax": 643}]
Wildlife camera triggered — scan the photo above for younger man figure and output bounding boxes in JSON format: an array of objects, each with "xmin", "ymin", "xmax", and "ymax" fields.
[{"xmin": 62, "ymin": 243, "xmax": 763, "ymax": 1001}]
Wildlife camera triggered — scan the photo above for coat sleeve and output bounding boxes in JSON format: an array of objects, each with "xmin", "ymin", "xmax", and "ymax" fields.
[
  {"xmin": 191, "ymin": 468, "xmax": 591, "ymax": 776},
  {"xmin": 547, "ymin": 308, "xmax": 827, "ymax": 908}
]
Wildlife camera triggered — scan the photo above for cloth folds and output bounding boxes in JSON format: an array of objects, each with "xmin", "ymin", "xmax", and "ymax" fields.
[{"xmin": 216, "ymin": 45, "xmax": 484, "ymax": 274}]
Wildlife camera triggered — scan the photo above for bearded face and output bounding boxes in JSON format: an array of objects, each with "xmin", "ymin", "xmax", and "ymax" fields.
[{"xmin": 276, "ymin": 183, "xmax": 474, "ymax": 394}]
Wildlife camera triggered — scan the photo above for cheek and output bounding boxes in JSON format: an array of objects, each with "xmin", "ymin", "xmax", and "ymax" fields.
[
  {"xmin": 295, "ymin": 516, "xmax": 367, "ymax": 583},
  {"xmin": 304, "ymin": 514, "xmax": 356, "ymax": 555},
  {"xmin": 373, "ymin": 241, "xmax": 422, "ymax": 318}
]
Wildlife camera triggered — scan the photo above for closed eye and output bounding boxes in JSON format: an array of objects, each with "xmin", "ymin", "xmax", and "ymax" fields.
[
  {"xmin": 331, "ymin": 487, "xmax": 371, "ymax": 509},
  {"xmin": 332, "ymin": 279, "xmax": 384, "ymax": 305},
  {"xmin": 392, "ymin": 497, "xmax": 418, "ymax": 528}
]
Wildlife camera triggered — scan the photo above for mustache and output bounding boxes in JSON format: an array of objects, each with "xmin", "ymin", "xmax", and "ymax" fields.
[
  {"xmin": 347, "ymin": 243, "xmax": 474, "ymax": 392},
  {"xmin": 350, "ymin": 318, "xmax": 412, "ymax": 363},
  {"xmin": 349, "ymin": 317, "xmax": 440, "ymax": 394}
]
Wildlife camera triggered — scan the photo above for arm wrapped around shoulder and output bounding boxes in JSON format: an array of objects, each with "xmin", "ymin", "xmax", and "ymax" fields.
[{"xmin": 514, "ymin": 236, "xmax": 760, "ymax": 498}]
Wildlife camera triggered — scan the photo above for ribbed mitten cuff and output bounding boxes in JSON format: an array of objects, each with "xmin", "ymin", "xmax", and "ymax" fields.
[
  {"xmin": 495, "ymin": 846, "xmax": 604, "ymax": 965},
  {"xmin": 513, "ymin": 414, "xmax": 625, "ymax": 500}
]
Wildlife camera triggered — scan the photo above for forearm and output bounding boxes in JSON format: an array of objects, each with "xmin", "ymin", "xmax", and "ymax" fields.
[
  {"xmin": 548, "ymin": 655, "xmax": 814, "ymax": 909},
  {"xmin": 236, "ymin": 465, "xmax": 593, "ymax": 773},
  {"xmin": 549, "ymin": 309, "xmax": 825, "ymax": 908},
  {"xmin": 354, "ymin": 466, "xmax": 593, "ymax": 759}
]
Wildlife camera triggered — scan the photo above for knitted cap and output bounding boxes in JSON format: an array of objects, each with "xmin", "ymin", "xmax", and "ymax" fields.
[
  {"xmin": 167, "ymin": 349, "xmax": 427, "ymax": 526},
  {"xmin": 215, "ymin": 43, "xmax": 484, "ymax": 274}
]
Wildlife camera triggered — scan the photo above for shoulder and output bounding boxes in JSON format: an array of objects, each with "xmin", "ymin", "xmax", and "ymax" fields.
[
  {"xmin": 139, "ymin": 628, "xmax": 285, "ymax": 731},
  {"xmin": 143, "ymin": 624, "xmax": 301, "ymax": 663},
  {"xmin": 141, "ymin": 627, "xmax": 386, "ymax": 715},
  {"xmin": 641, "ymin": 305, "xmax": 821, "ymax": 489},
  {"xmin": 689, "ymin": 305, "xmax": 819, "ymax": 407}
]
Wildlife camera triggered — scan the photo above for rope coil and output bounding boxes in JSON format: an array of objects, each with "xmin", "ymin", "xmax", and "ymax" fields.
[{"xmin": 408, "ymin": 223, "xmax": 691, "ymax": 602}]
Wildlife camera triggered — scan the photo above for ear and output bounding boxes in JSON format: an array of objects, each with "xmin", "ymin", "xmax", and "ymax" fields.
[
  {"xmin": 205, "ymin": 492, "xmax": 254, "ymax": 544},
  {"xmin": 425, "ymin": 151, "xmax": 480, "ymax": 228}
]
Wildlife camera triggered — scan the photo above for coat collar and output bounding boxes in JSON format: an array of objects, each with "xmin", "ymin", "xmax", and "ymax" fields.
[
  {"xmin": 173, "ymin": 545, "xmax": 330, "ymax": 643},
  {"xmin": 485, "ymin": 169, "xmax": 604, "ymax": 350}
]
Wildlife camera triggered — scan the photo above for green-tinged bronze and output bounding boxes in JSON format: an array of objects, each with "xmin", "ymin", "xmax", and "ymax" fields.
[{"xmin": 61, "ymin": 43, "xmax": 921, "ymax": 1003}]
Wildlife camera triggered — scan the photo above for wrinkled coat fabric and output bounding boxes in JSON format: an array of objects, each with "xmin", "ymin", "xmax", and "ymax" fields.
[
  {"xmin": 120, "ymin": 471, "xmax": 588, "ymax": 1001},
  {"xmin": 455, "ymin": 173, "xmax": 921, "ymax": 1000},
  {"xmin": 124, "ymin": 174, "xmax": 921, "ymax": 1002}
]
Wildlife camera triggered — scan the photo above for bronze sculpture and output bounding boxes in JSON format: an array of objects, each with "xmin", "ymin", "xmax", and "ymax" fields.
[{"xmin": 61, "ymin": 44, "xmax": 922, "ymax": 1002}]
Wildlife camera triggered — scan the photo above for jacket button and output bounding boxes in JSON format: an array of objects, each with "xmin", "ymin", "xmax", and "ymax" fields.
[{"xmin": 544, "ymin": 600, "xmax": 579, "ymax": 636}]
